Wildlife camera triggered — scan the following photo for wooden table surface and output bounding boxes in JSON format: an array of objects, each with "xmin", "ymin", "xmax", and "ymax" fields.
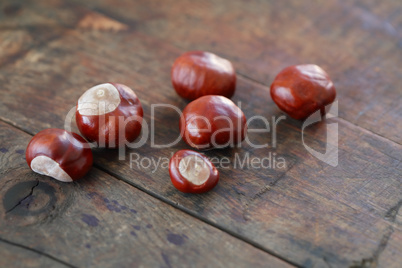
[{"xmin": 0, "ymin": 0, "xmax": 401, "ymax": 267}]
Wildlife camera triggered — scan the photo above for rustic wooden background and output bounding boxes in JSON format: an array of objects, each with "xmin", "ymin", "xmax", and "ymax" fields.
[{"xmin": 0, "ymin": 0, "xmax": 401, "ymax": 267}]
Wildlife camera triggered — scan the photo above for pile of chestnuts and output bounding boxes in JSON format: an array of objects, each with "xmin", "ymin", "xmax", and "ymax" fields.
[{"xmin": 26, "ymin": 50, "xmax": 336, "ymax": 194}]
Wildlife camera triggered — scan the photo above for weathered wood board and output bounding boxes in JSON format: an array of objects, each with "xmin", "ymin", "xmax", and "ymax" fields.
[
  {"xmin": 0, "ymin": 239, "xmax": 68, "ymax": 268},
  {"xmin": 74, "ymin": 0, "xmax": 402, "ymax": 144},
  {"xmin": 0, "ymin": 123, "xmax": 290, "ymax": 267},
  {"xmin": 0, "ymin": 0, "xmax": 401, "ymax": 267}
]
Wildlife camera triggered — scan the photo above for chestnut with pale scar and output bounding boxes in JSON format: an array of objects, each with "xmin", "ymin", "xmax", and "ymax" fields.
[
  {"xmin": 179, "ymin": 155, "xmax": 210, "ymax": 186},
  {"xmin": 76, "ymin": 83, "xmax": 144, "ymax": 148},
  {"xmin": 26, "ymin": 128, "xmax": 93, "ymax": 182},
  {"xmin": 77, "ymin": 83, "xmax": 121, "ymax": 116},
  {"xmin": 169, "ymin": 150, "xmax": 219, "ymax": 193}
]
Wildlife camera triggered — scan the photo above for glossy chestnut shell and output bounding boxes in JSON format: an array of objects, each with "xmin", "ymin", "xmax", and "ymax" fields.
[
  {"xmin": 26, "ymin": 128, "xmax": 93, "ymax": 182},
  {"xmin": 171, "ymin": 51, "xmax": 236, "ymax": 100},
  {"xmin": 169, "ymin": 150, "xmax": 219, "ymax": 194},
  {"xmin": 76, "ymin": 83, "xmax": 143, "ymax": 148},
  {"xmin": 180, "ymin": 95, "xmax": 247, "ymax": 149},
  {"xmin": 270, "ymin": 64, "xmax": 336, "ymax": 120}
]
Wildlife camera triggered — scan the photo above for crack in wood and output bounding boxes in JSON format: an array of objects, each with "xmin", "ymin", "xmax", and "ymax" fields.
[
  {"xmin": 250, "ymin": 185, "xmax": 272, "ymax": 202},
  {"xmin": 6, "ymin": 180, "xmax": 39, "ymax": 213},
  {"xmin": 93, "ymin": 163, "xmax": 300, "ymax": 267},
  {"xmin": 250, "ymin": 161, "xmax": 297, "ymax": 202},
  {"xmin": 0, "ymin": 0, "xmax": 401, "ymax": 266},
  {"xmin": 384, "ymin": 199, "xmax": 402, "ymax": 222},
  {"xmin": 0, "ymin": 105, "xmax": 392, "ymax": 268},
  {"xmin": 349, "ymin": 226, "xmax": 394, "ymax": 268},
  {"xmin": 323, "ymin": 256, "xmax": 333, "ymax": 268},
  {"xmin": 0, "ymin": 236, "xmax": 76, "ymax": 268},
  {"xmin": 238, "ymin": 161, "xmax": 297, "ymax": 222}
]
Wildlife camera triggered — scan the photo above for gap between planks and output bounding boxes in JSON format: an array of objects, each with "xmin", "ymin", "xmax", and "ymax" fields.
[
  {"xmin": 0, "ymin": 118, "xmax": 300, "ymax": 268},
  {"xmin": 0, "ymin": 237, "xmax": 76, "ymax": 268}
]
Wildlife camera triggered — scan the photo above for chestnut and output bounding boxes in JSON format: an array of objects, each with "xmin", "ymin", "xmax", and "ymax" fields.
[
  {"xmin": 270, "ymin": 64, "xmax": 336, "ymax": 120},
  {"xmin": 169, "ymin": 150, "xmax": 219, "ymax": 193},
  {"xmin": 26, "ymin": 128, "xmax": 93, "ymax": 182},
  {"xmin": 180, "ymin": 95, "xmax": 247, "ymax": 150},
  {"xmin": 76, "ymin": 83, "xmax": 143, "ymax": 148},
  {"xmin": 171, "ymin": 51, "xmax": 236, "ymax": 100}
]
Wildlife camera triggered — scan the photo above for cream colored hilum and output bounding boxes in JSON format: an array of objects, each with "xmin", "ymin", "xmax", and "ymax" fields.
[
  {"xmin": 77, "ymin": 83, "xmax": 121, "ymax": 116},
  {"xmin": 31, "ymin": 156, "xmax": 73, "ymax": 182},
  {"xmin": 178, "ymin": 155, "xmax": 209, "ymax": 185}
]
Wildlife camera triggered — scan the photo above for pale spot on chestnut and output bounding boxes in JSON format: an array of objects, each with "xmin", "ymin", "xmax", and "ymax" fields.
[
  {"xmin": 30, "ymin": 155, "xmax": 73, "ymax": 182},
  {"xmin": 108, "ymin": 103, "xmax": 118, "ymax": 112},
  {"xmin": 97, "ymin": 89, "xmax": 105, "ymax": 97},
  {"xmin": 75, "ymin": 83, "xmax": 144, "ymax": 148},
  {"xmin": 77, "ymin": 83, "xmax": 121, "ymax": 116},
  {"xmin": 26, "ymin": 128, "xmax": 93, "ymax": 182},
  {"xmin": 178, "ymin": 155, "xmax": 210, "ymax": 186},
  {"xmin": 169, "ymin": 150, "xmax": 219, "ymax": 193}
]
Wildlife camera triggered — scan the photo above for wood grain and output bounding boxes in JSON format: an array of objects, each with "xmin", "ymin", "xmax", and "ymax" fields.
[
  {"xmin": 0, "ymin": 0, "xmax": 83, "ymax": 69},
  {"xmin": 0, "ymin": 19, "xmax": 401, "ymax": 267},
  {"xmin": 0, "ymin": 239, "xmax": 69, "ymax": 268},
  {"xmin": 0, "ymin": 1, "xmax": 401, "ymax": 267},
  {"xmin": 73, "ymin": 0, "xmax": 402, "ymax": 145},
  {"xmin": 0, "ymin": 122, "xmax": 290, "ymax": 268}
]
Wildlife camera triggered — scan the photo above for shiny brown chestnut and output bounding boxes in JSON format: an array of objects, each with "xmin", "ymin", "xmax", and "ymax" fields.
[
  {"xmin": 76, "ymin": 83, "xmax": 143, "ymax": 148},
  {"xmin": 169, "ymin": 150, "xmax": 219, "ymax": 194},
  {"xmin": 270, "ymin": 64, "xmax": 336, "ymax": 120},
  {"xmin": 180, "ymin": 95, "xmax": 247, "ymax": 150},
  {"xmin": 171, "ymin": 51, "xmax": 236, "ymax": 100},
  {"xmin": 26, "ymin": 128, "xmax": 93, "ymax": 182}
]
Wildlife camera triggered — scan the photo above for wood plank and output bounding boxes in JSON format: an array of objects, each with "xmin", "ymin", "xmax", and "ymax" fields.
[
  {"xmin": 0, "ymin": 0, "xmax": 85, "ymax": 68},
  {"xmin": 71, "ymin": 0, "xmax": 402, "ymax": 145},
  {"xmin": 0, "ymin": 21, "xmax": 401, "ymax": 267},
  {"xmin": 0, "ymin": 239, "xmax": 69, "ymax": 268},
  {"xmin": 0, "ymin": 122, "xmax": 290, "ymax": 267}
]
